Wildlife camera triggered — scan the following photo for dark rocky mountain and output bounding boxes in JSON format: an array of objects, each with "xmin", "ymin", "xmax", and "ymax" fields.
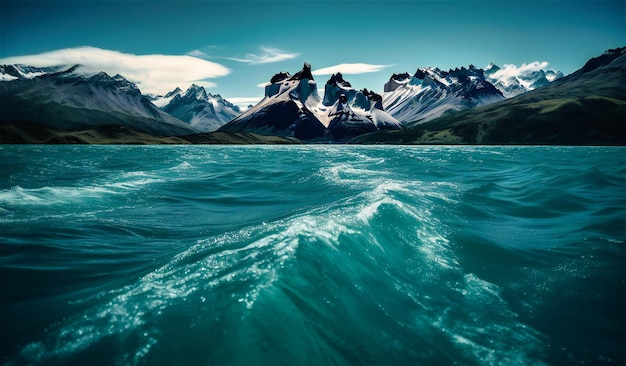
[
  {"xmin": 351, "ymin": 47, "xmax": 626, "ymax": 145},
  {"xmin": 219, "ymin": 63, "xmax": 401, "ymax": 141},
  {"xmin": 219, "ymin": 63, "xmax": 327, "ymax": 140}
]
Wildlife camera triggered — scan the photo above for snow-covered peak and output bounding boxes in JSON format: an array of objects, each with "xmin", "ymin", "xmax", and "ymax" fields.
[
  {"xmin": 381, "ymin": 64, "xmax": 504, "ymax": 124},
  {"xmin": 165, "ymin": 87, "xmax": 182, "ymax": 98},
  {"xmin": 264, "ymin": 62, "xmax": 320, "ymax": 104},
  {"xmin": 484, "ymin": 62, "xmax": 500, "ymax": 74},
  {"xmin": 221, "ymin": 62, "xmax": 400, "ymax": 141},
  {"xmin": 85, "ymin": 71, "xmax": 142, "ymax": 95},
  {"xmin": 0, "ymin": 63, "xmax": 198, "ymax": 136},
  {"xmin": 322, "ymin": 73, "xmax": 386, "ymax": 113},
  {"xmin": 155, "ymin": 84, "xmax": 241, "ymax": 132},
  {"xmin": 0, "ymin": 64, "xmax": 71, "ymax": 81},
  {"xmin": 184, "ymin": 84, "xmax": 208, "ymax": 100},
  {"xmin": 485, "ymin": 62, "xmax": 563, "ymax": 98},
  {"xmin": 326, "ymin": 72, "xmax": 352, "ymax": 89},
  {"xmin": 384, "ymin": 72, "xmax": 412, "ymax": 92},
  {"xmin": 323, "ymin": 73, "xmax": 355, "ymax": 106},
  {"xmin": 149, "ymin": 87, "xmax": 183, "ymax": 108}
]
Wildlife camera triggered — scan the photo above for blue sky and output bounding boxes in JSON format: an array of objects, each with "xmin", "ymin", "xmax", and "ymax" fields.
[{"xmin": 1, "ymin": 0, "xmax": 625, "ymax": 107}]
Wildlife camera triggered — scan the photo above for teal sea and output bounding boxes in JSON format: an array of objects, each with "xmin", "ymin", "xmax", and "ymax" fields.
[{"xmin": 1, "ymin": 145, "xmax": 625, "ymax": 365}]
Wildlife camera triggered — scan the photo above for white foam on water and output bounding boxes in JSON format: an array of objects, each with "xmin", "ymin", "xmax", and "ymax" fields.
[{"xmin": 13, "ymin": 204, "xmax": 359, "ymax": 363}]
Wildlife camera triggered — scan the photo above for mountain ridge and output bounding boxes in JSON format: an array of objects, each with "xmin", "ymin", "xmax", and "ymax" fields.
[
  {"xmin": 0, "ymin": 65, "xmax": 199, "ymax": 137},
  {"xmin": 2, "ymin": 48, "xmax": 623, "ymax": 145},
  {"xmin": 350, "ymin": 47, "xmax": 626, "ymax": 145},
  {"xmin": 156, "ymin": 84, "xmax": 241, "ymax": 132},
  {"xmin": 219, "ymin": 63, "xmax": 402, "ymax": 142}
]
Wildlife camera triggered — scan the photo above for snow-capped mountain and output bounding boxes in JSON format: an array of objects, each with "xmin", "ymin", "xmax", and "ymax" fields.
[
  {"xmin": 219, "ymin": 63, "xmax": 327, "ymax": 140},
  {"xmin": 381, "ymin": 65, "xmax": 504, "ymax": 125},
  {"xmin": 352, "ymin": 47, "xmax": 626, "ymax": 145},
  {"xmin": 0, "ymin": 64, "xmax": 68, "ymax": 81},
  {"xmin": 322, "ymin": 72, "xmax": 401, "ymax": 141},
  {"xmin": 484, "ymin": 62, "xmax": 563, "ymax": 98},
  {"xmin": 148, "ymin": 87, "xmax": 183, "ymax": 108},
  {"xmin": 0, "ymin": 64, "xmax": 198, "ymax": 136},
  {"xmin": 219, "ymin": 63, "xmax": 401, "ymax": 141},
  {"xmin": 154, "ymin": 84, "xmax": 241, "ymax": 132}
]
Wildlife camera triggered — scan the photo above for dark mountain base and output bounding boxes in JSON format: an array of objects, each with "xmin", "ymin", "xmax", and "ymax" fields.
[
  {"xmin": 219, "ymin": 100, "xmax": 327, "ymax": 141},
  {"xmin": 0, "ymin": 121, "xmax": 301, "ymax": 145},
  {"xmin": 181, "ymin": 131, "xmax": 302, "ymax": 144},
  {"xmin": 0, "ymin": 121, "xmax": 188, "ymax": 144},
  {"xmin": 351, "ymin": 46, "xmax": 626, "ymax": 146},
  {"xmin": 350, "ymin": 96, "xmax": 626, "ymax": 145}
]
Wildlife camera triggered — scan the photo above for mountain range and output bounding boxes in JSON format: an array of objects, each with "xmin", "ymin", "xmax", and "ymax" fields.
[
  {"xmin": 1, "ymin": 48, "xmax": 624, "ymax": 144},
  {"xmin": 381, "ymin": 65, "xmax": 505, "ymax": 124},
  {"xmin": 148, "ymin": 84, "xmax": 241, "ymax": 132},
  {"xmin": 351, "ymin": 47, "xmax": 626, "ymax": 145},
  {"xmin": 0, "ymin": 65, "xmax": 197, "ymax": 137},
  {"xmin": 219, "ymin": 63, "xmax": 402, "ymax": 142},
  {"xmin": 484, "ymin": 62, "xmax": 563, "ymax": 98}
]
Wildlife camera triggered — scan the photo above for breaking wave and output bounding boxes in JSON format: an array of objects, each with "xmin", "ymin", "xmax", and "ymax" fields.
[{"xmin": 1, "ymin": 145, "xmax": 624, "ymax": 365}]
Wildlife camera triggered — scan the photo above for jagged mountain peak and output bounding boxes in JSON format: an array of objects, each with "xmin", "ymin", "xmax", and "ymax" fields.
[
  {"xmin": 391, "ymin": 72, "xmax": 411, "ymax": 82},
  {"xmin": 0, "ymin": 64, "xmax": 75, "ymax": 80},
  {"xmin": 326, "ymin": 72, "xmax": 352, "ymax": 88},
  {"xmin": 266, "ymin": 63, "xmax": 313, "ymax": 85},
  {"xmin": 86, "ymin": 71, "xmax": 141, "ymax": 95},
  {"xmin": 183, "ymin": 84, "xmax": 208, "ymax": 100},
  {"xmin": 221, "ymin": 62, "xmax": 400, "ymax": 141},
  {"xmin": 484, "ymin": 62, "xmax": 500, "ymax": 74},
  {"xmin": 0, "ymin": 63, "xmax": 197, "ymax": 136},
  {"xmin": 485, "ymin": 61, "xmax": 564, "ymax": 98},
  {"xmin": 157, "ymin": 84, "xmax": 241, "ymax": 132},
  {"xmin": 270, "ymin": 71, "xmax": 291, "ymax": 84},
  {"xmin": 164, "ymin": 87, "xmax": 182, "ymax": 98},
  {"xmin": 289, "ymin": 62, "xmax": 314, "ymax": 81},
  {"xmin": 382, "ymin": 63, "xmax": 504, "ymax": 124}
]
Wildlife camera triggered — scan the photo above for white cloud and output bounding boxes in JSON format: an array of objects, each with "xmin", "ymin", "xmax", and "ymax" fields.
[
  {"xmin": 490, "ymin": 61, "xmax": 551, "ymax": 81},
  {"xmin": 0, "ymin": 46, "xmax": 231, "ymax": 95},
  {"xmin": 228, "ymin": 47, "xmax": 299, "ymax": 64},
  {"xmin": 312, "ymin": 63, "xmax": 392, "ymax": 76}
]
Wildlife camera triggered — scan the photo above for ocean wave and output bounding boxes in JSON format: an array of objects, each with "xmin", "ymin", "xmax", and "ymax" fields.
[
  {"xmin": 2, "ymin": 146, "xmax": 625, "ymax": 365},
  {"xmin": 11, "ymin": 164, "xmax": 548, "ymax": 365}
]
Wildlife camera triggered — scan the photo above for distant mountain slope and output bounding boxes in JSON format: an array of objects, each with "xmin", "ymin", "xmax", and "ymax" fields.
[
  {"xmin": 0, "ymin": 121, "xmax": 301, "ymax": 144},
  {"xmin": 0, "ymin": 65, "xmax": 198, "ymax": 137},
  {"xmin": 351, "ymin": 47, "xmax": 626, "ymax": 145},
  {"xmin": 381, "ymin": 65, "xmax": 504, "ymax": 124},
  {"xmin": 153, "ymin": 84, "xmax": 241, "ymax": 132}
]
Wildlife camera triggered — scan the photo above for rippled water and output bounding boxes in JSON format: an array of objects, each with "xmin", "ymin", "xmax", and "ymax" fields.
[{"xmin": 1, "ymin": 145, "xmax": 625, "ymax": 365}]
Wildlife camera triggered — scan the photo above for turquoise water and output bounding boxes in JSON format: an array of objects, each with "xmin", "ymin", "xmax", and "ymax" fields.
[{"xmin": 1, "ymin": 145, "xmax": 625, "ymax": 365}]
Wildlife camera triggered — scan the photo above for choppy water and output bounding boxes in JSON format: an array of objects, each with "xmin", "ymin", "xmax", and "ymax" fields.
[{"xmin": 1, "ymin": 145, "xmax": 625, "ymax": 365}]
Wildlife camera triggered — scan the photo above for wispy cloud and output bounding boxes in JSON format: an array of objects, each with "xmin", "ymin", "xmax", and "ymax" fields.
[
  {"xmin": 228, "ymin": 47, "xmax": 299, "ymax": 64},
  {"xmin": 312, "ymin": 63, "xmax": 392, "ymax": 76},
  {"xmin": 186, "ymin": 45, "xmax": 219, "ymax": 60},
  {"xmin": 228, "ymin": 96, "xmax": 264, "ymax": 109},
  {"xmin": 0, "ymin": 46, "xmax": 231, "ymax": 95}
]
